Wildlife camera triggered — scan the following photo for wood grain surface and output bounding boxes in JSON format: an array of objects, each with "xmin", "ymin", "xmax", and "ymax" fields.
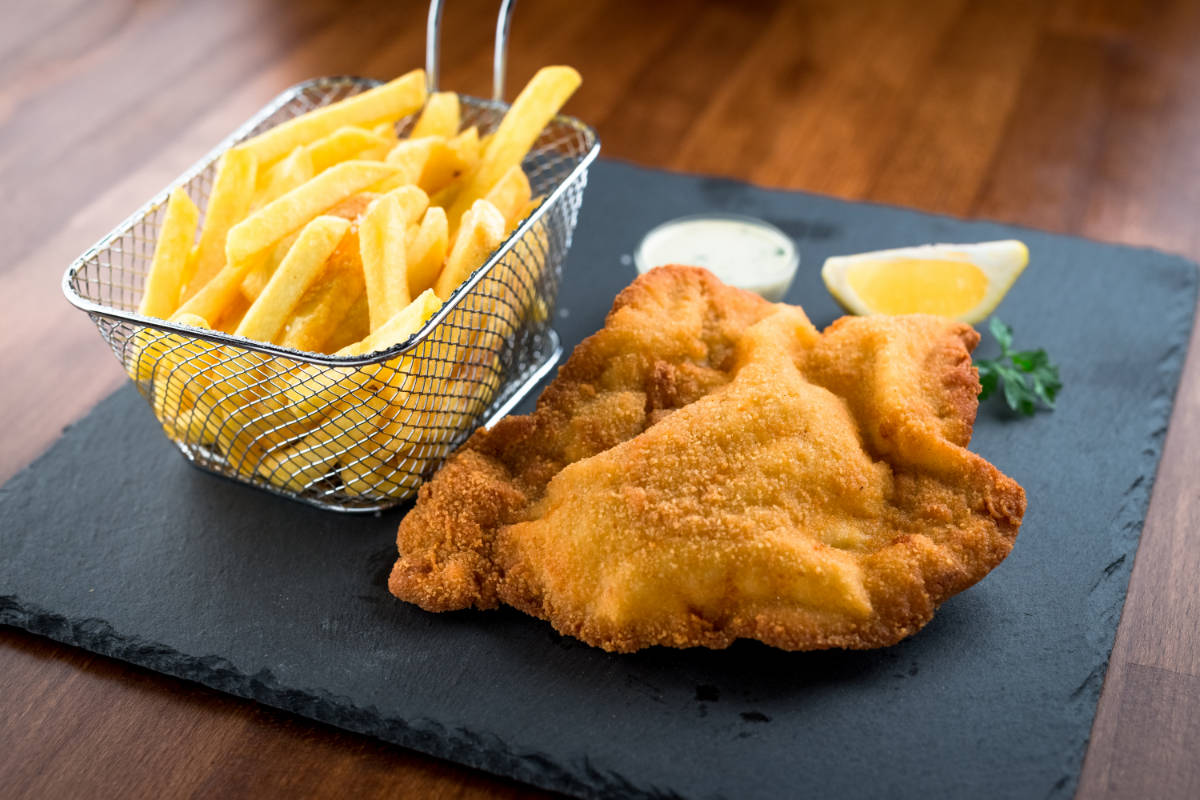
[{"xmin": 2, "ymin": 0, "xmax": 1197, "ymax": 797}]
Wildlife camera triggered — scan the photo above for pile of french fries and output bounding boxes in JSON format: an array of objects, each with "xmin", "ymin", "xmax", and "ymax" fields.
[{"xmin": 126, "ymin": 65, "xmax": 581, "ymax": 501}]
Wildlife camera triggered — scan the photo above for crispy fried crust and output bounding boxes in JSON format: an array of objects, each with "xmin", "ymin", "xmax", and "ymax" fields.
[{"xmin": 389, "ymin": 265, "xmax": 1025, "ymax": 652}]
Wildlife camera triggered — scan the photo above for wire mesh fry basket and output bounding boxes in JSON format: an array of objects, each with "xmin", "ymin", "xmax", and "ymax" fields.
[{"xmin": 62, "ymin": 2, "xmax": 599, "ymax": 512}]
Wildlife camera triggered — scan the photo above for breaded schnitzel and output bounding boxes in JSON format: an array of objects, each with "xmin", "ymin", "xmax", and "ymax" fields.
[{"xmin": 389, "ymin": 265, "xmax": 1025, "ymax": 652}]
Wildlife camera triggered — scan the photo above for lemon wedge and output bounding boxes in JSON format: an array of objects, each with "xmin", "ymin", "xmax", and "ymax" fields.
[{"xmin": 821, "ymin": 240, "xmax": 1028, "ymax": 324}]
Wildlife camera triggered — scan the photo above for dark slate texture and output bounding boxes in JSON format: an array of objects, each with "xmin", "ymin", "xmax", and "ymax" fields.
[{"xmin": 3, "ymin": 159, "xmax": 1197, "ymax": 799}]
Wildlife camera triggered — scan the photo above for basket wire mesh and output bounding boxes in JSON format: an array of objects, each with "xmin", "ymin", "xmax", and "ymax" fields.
[{"xmin": 63, "ymin": 76, "xmax": 598, "ymax": 511}]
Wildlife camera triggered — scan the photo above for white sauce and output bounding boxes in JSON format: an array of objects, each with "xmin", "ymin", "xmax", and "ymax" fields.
[{"xmin": 634, "ymin": 215, "xmax": 799, "ymax": 301}]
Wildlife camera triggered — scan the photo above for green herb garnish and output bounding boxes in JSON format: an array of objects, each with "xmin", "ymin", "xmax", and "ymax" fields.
[{"xmin": 976, "ymin": 318, "xmax": 1061, "ymax": 416}]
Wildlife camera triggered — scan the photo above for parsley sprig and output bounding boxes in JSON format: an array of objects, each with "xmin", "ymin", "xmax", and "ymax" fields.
[{"xmin": 976, "ymin": 318, "xmax": 1061, "ymax": 416}]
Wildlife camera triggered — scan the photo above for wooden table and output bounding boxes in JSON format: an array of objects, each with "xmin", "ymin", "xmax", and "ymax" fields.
[{"xmin": 3, "ymin": 1, "xmax": 1197, "ymax": 797}]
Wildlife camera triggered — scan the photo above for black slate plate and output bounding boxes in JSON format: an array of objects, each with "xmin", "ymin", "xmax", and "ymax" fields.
[{"xmin": 3, "ymin": 160, "xmax": 1196, "ymax": 799}]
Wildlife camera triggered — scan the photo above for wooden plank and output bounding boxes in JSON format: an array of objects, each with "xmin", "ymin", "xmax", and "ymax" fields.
[
  {"xmin": 0, "ymin": 628, "xmax": 548, "ymax": 799},
  {"xmin": 593, "ymin": 0, "xmax": 782, "ymax": 170},
  {"xmin": 868, "ymin": 0, "xmax": 1046, "ymax": 215},
  {"xmin": 1082, "ymin": 663, "xmax": 1200, "ymax": 798},
  {"xmin": 971, "ymin": 30, "xmax": 1116, "ymax": 233}
]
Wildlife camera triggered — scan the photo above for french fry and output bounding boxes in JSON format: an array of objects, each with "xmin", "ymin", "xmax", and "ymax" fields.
[
  {"xmin": 174, "ymin": 251, "xmax": 267, "ymax": 327},
  {"xmin": 215, "ymin": 389, "xmax": 320, "ymax": 479},
  {"xmin": 339, "ymin": 288, "xmax": 441, "ymax": 357},
  {"xmin": 181, "ymin": 148, "xmax": 257, "ymax": 300},
  {"xmin": 171, "ymin": 312, "xmax": 212, "ymax": 329},
  {"xmin": 326, "ymin": 191, "xmax": 378, "ymax": 221},
  {"xmin": 254, "ymin": 383, "xmax": 411, "ymax": 493},
  {"xmin": 520, "ymin": 195, "xmax": 544, "ymax": 221},
  {"xmin": 281, "ymin": 290, "xmax": 441, "ymax": 418},
  {"xmin": 378, "ymin": 184, "xmax": 429, "ymax": 224},
  {"xmin": 244, "ymin": 187, "xmax": 374, "ymax": 304},
  {"xmin": 308, "ymin": 126, "xmax": 392, "ymax": 172},
  {"xmin": 377, "ymin": 136, "xmax": 441, "ymax": 191},
  {"xmin": 253, "ymin": 145, "xmax": 315, "ymax": 210},
  {"xmin": 445, "ymin": 66, "xmax": 580, "ymax": 227},
  {"xmin": 151, "ymin": 341, "xmax": 219, "ymax": 440},
  {"xmin": 278, "ymin": 227, "xmax": 365, "ymax": 352},
  {"xmin": 147, "ymin": 331, "xmax": 283, "ymax": 454},
  {"xmin": 358, "ymin": 186, "xmax": 428, "ymax": 329},
  {"xmin": 419, "ymin": 127, "xmax": 480, "ymax": 196},
  {"xmin": 177, "ymin": 341, "xmax": 311, "ymax": 436},
  {"xmin": 254, "ymin": 436, "xmax": 339, "ymax": 493},
  {"xmin": 361, "ymin": 143, "xmax": 394, "ymax": 162},
  {"xmin": 483, "ymin": 165, "xmax": 532, "ymax": 233},
  {"xmin": 359, "ymin": 192, "xmax": 423, "ymax": 331},
  {"xmin": 147, "ymin": 329, "xmax": 231, "ymax": 440},
  {"xmin": 322, "ymin": 291, "xmax": 370, "ymax": 353},
  {"xmin": 241, "ymin": 230, "xmax": 299, "ymax": 303},
  {"xmin": 138, "ymin": 187, "xmax": 198, "ymax": 319},
  {"xmin": 429, "ymin": 209, "xmax": 548, "ymax": 380},
  {"xmin": 262, "ymin": 291, "xmax": 442, "ymax": 492},
  {"xmin": 405, "ymin": 206, "xmax": 448, "ymax": 296},
  {"xmin": 125, "ymin": 312, "xmax": 210, "ymax": 385},
  {"xmin": 372, "ymin": 120, "xmax": 399, "ymax": 142},
  {"xmin": 356, "ymin": 287, "xmax": 509, "ymax": 467},
  {"xmin": 235, "ymin": 70, "xmax": 426, "ymax": 166},
  {"xmin": 516, "ymin": 194, "xmax": 550, "ymax": 324},
  {"xmin": 433, "ymin": 199, "xmax": 506, "ymax": 300},
  {"xmin": 339, "ymin": 356, "xmax": 501, "ymax": 497},
  {"xmin": 266, "ymin": 386, "xmax": 405, "ymax": 489},
  {"xmin": 339, "ymin": 456, "xmax": 423, "ymax": 499},
  {"xmin": 246, "ymin": 192, "xmax": 372, "ymax": 306},
  {"xmin": 215, "ymin": 290, "xmax": 252, "ymax": 333},
  {"xmin": 274, "ymin": 294, "xmax": 505, "ymax": 500},
  {"xmin": 338, "ymin": 423, "xmax": 429, "ymax": 496},
  {"xmin": 225, "ymin": 160, "xmax": 396, "ymax": 264},
  {"xmin": 510, "ymin": 204, "xmax": 552, "ymax": 323},
  {"xmin": 481, "ymin": 249, "xmax": 544, "ymax": 340},
  {"xmin": 411, "ymin": 91, "xmax": 460, "ymax": 138},
  {"xmin": 235, "ymin": 216, "xmax": 350, "ymax": 342},
  {"xmin": 359, "ymin": 195, "xmax": 406, "ymax": 332}
]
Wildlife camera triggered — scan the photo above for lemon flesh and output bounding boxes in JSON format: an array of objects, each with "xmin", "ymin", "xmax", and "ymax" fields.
[
  {"xmin": 845, "ymin": 257, "xmax": 988, "ymax": 316},
  {"xmin": 822, "ymin": 240, "xmax": 1028, "ymax": 325}
]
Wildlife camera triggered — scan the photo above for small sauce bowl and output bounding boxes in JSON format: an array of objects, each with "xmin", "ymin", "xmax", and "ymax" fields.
[{"xmin": 634, "ymin": 213, "xmax": 799, "ymax": 301}]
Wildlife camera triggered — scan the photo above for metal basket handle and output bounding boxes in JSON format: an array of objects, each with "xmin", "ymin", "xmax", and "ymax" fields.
[{"xmin": 426, "ymin": 0, "xmax": 517, "ymax": 102}]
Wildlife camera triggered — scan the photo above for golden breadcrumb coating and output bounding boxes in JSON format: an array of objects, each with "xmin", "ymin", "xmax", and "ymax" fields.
[{"xmin": 389, "ymin": 265, "xmax": 1025, "ymax": 652}]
